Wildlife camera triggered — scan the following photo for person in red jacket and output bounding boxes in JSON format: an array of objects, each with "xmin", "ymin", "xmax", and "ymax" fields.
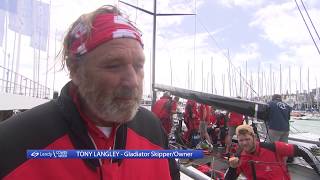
[
  {"xmin": 209, "ymin": 110, "xmax": 227, "ymax": 146},
  {"xmin": 224, "ymin": 125, "xmax": 320, "ymax": 180},
  {"xmin": 183, "ymin": 99, "xmax": 200, "ymax": 147},
  {"xmin": 152, "ymin": 92, "xmax": 174, "ymax": 135},
  {"xmin": 225, "ymin": 111, "xmax": 244, "ymax": 154},
  {"xmin": 0, "ymin": 5, "xmax": 179, "ymax": 180},
  {"xmin": 209, "ymin": 108, "xmax": 217, "ymax": 125}
]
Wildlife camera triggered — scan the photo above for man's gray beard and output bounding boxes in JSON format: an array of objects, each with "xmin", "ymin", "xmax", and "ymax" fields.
[{"xmin": 77, "ymin": 73, "xmax": 142, "ymax": 124}]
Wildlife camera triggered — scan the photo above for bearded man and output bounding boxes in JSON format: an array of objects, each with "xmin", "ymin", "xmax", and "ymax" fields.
[{"xmin": 0, "ymin": 5, "xmax": 179, "ymax": 180}]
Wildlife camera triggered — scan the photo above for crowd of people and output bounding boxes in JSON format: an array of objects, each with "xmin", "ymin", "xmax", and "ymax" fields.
[{"xmin": 152, "ymin": 92, "xmax": 245, "ymax": 153}]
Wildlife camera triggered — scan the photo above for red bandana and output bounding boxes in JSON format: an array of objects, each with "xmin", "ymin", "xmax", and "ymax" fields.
[{"xmin": 69, "ymin": 13, "xmax": 143, "ymax": 57}]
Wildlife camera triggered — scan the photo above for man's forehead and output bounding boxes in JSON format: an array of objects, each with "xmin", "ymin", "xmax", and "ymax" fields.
[
  {"xmin": 83, "ymin": 38, "xmax": 144, "ymax": 60},
  {"xmin": 101, "ymin": 39, "xmax": 143, "ymax": 49},
  {"xmin": 238, "ymin": 134, "xmax": 252, "ymax": 139}
]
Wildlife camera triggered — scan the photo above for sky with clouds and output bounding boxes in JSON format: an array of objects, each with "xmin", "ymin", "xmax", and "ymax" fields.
[{"xmin": 1, "ymin": 0, "xmax": 320, "ymax": 99}]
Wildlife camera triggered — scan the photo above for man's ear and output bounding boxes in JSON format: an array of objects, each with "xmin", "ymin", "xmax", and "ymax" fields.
[
  {"xmin": 70, "ymin": 71, "xmax": 80, "ymax": 86},
  {"xmin": 68, "ymin": 60, "xmax": 81, "ymax": 86}
]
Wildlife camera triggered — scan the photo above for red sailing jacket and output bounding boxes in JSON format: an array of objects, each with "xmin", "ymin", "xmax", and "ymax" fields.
[
  {"xmin": 183, "ymin": 100, "xmax": 200, "ymax": 131},
  {"xmin": 209, "ymin": 113, "xmax": 217, "ymax": 125},
  {"xmin": 0, "ymin": 82, "xmax": 179, "ymax": 180},
  {"xmin": 216, "ymin": 113, "xmax": 226, "ymax": 127},
  {"xmin": 227, "ymin": 112, "xmax": 244, "ymax": 127},
  {"xmin": 171, "ymin": 101, "xmax": 178, "ymax": 114},
  {"xmin": 152, "ymin": 96, "xmax": 172, "ymax": 120},
  {"xmin": 236, "ymin": 141, "xmax": 294, "ymax": 180},
  {"xmin": 152, "ymin": 96, "xmax": 174, "ymax": 134}
]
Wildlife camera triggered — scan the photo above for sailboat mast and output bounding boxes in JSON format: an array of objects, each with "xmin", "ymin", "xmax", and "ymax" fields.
[
  {"xmin": 207, "ymin": 72, "xmax": 209, "ymax": 92},
  {"xmin": 228, "ymin": 50, "xmax": 231, "ymax": 96},
  {"xmin": 45, "ymin": 0, "xmax": 52, "ymax": 98},
  {"xmin": 269, "ymin": 64, "xmax": 272, "ymax": 97},
  {"xmin": 14, "ymin": 33, "xmax": 22, "ymax": 94},
  {"xmin": 262, "ymin": 71, "xmax": 264, "ymax": 98},
  {"xmin": 250, "ymin": 71, "xmax": 253, "ymax": 99},
  {"xmin": 233, "ymin": 66, "xmax": 237, "ymax": 96},
  {"xmin": 245, "ymin": 61, "xmax": 248, "ymax": 98},
  {"xmin": 213, "ymin": 72, "xmax": 216, "ymax": 94},
  {"xmin": 289, "ymin": 66, "xmax": 291, "ymax": 94},
  {"xmin": 240, "ymin": 68, "xmax": 242, "ymax": 97},
  {"xmin": 317, "ymin": 78, "xmax": 319, "ymax": 112},
  {"xmin": 190, "ymin": 70, "xmax": 193, "ymax": 91},
  {"xmin": 2, "ymin": 14, "xmax": 8, "ymax": 92},
  {"xmin": 37, "ymin": 45, "xmax": 40, "ymax": 98},
  {"xmin": 201, "ymin": 59, "xmax": 204, "ymax": 91},
  {"xmin": 258, "ymin": 63, "xmax": 260, "ymax": 97},
  {"xmin": 273, "ymin": 72, "xmax": 275, "ymax": 94},
  {"xmin": 187, "ymin": 60, "xmax": 190, "ymax": 89},
  {"xmin": 33, "ymin": 47, "xmax": 36, "ymax": 97},
  {"xmin": 211, "ymin": 57, "xmax": 213, "ymax": 94},
  {"xmin": 222, "ymin": 74, "xmax": 225, "ymax": 96},
  {"xmin": 300, "ymin": 66, "xmax": 302, "ymax": 95},
  {"xmin": 151, "ymin": 0, "xmax": 157, "ymax": 105},
  {"xmin": 169, "ymin": 57, "xmax": 172, "ymax": 86},
  {"xmin": 308, "ymin": 67, "xmax": 310, "ymax": 109},
  {"xmin": 280, "ymin": 64, "xmax": 282, "ymax": 95},
  {"xmin": 193, "ymin": 0, "xmax": 197, "ymax": 91},
  {"xmin": 53, "ymin": 30, "xmax": 57, "ymax": 92},
  {"xmin": 299, "ymin": 66, "xmax": 302, "ymax": 110},
  {"xmin": 10, "ymin": 32, "xmax": 17, "ymax": 93}
]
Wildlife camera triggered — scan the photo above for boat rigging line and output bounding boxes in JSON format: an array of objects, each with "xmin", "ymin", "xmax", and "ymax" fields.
[
  {"xmin": 299, "ymin": 0, "xmax": 320, "ymax": 42},
  {"xmin": 294, "ymin": 0, "xmax": 320, "ymax": 55}
]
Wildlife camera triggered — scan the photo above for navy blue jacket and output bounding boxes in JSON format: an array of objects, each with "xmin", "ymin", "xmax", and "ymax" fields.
[{"xmin": 267, "ymin": 100, "xmax": 292, "ymax": 131}]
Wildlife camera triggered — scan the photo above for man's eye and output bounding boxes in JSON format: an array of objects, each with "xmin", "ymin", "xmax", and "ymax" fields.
[
  {"xmin": 134, "ymin": 64, "xmax": 144, "ymax": 70},
  {"xmin": 105, "ymin": 64, "xmax": 120, "ymax": 69}
]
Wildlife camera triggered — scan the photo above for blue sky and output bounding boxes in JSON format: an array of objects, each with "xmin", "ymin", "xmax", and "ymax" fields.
[{"xmin": 1, "ymin": 0, "xmax": 320, "ymax": 99}]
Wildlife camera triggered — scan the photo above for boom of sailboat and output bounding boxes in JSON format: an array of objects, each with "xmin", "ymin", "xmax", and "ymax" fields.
[{"xmin": 154, "ymin": 83, "xmax": 269, "ymax": 120}]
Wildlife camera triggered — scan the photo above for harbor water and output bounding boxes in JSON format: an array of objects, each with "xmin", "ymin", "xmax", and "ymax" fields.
[{"xmin": 290, "ymin": 119, "xmax": 320, "ymax": 135}]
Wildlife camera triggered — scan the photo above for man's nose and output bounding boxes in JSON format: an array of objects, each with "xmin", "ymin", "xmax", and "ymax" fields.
[{"xmin": 122, "ymin": 65, "xmax": 139, "ymax": 87}]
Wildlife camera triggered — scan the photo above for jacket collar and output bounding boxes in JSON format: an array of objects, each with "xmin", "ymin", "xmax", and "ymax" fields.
[{"xmin": 55, "ymin": 82, "xmax": 127, "ymax": 168}]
